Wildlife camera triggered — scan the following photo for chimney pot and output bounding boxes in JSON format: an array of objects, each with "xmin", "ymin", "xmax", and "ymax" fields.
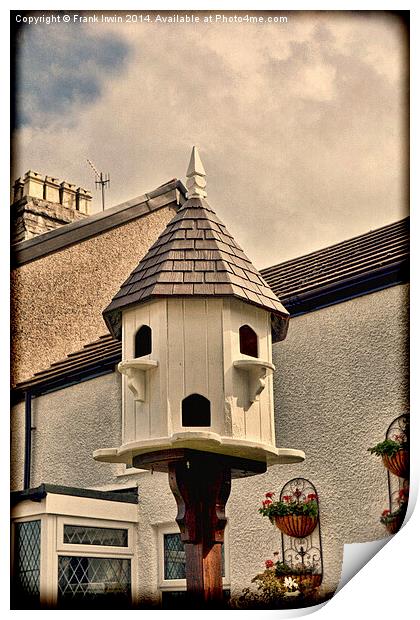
[
  {"xmin": 23, "ymin": 170, "xmax": 44, "ymax": 199},
  {"xmin": 12, "ymin": 176, "xmax": 24, "ymax": 203},
  {"xmin": 76, "ymin": 187, "xmax": 93, "ymax": 214},
  {"xmin": 60, "ymin": 181, "xmax": 77, "ymax": 208},
  {"xmin": 44, "ymin": 176, "xmax": 60, "ymax": 203}
]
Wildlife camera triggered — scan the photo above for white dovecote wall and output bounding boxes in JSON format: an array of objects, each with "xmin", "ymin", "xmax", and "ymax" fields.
[{"xmin": 118, "ymin": 296, "xmax": 276, "ymax": 457}]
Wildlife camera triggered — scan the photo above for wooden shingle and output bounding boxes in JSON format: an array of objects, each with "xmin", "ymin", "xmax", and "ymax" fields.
[{"xmin": 103, "ymin": 197, "xmax": 289, "ymax": 339}]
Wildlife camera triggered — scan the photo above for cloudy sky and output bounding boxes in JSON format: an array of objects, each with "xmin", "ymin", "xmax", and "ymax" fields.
[{"xmin": 12, "ymin": 10, "xmax": 408, "ymax": 269}]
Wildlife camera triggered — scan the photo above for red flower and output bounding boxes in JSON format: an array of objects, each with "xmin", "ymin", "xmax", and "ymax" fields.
[
  {"xmin": 282, "ymin": 495, "xmax": 292, "ymax": 503},
  {"xmin": 307, "ymin": 493, "xmax": 317, "ymax": 501},
  {"xmin": 262, "ymin": 499, "xmax": 272, "ymax": 506},
  {"xmin": 265, "ymin": 492, "xmax": 275, "ymax": 499},
  {"xmin": 265, "ymin": 559, "xmax": 274, "ymax": 568},
  {"xmin": 382, "ymin": 509, "xmax": 391, "ymax": 517},
  {"xmin": 397, "ymin": 488, "xmax": 409, "ymax": 504}
]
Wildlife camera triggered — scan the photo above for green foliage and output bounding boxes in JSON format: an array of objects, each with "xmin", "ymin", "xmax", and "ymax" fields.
[
  {"xmin": 380, "ymin": 502, "xmax": 407, "ymax": 525},
  {"xmin": 235, "ymin": 569, "xmax": 287, "ymax": 608},
  {"xmin": 380, "ymin": 487, "xmax": 409, "ymax": 525},
  {"xmin": 259, "ymin": 498, "xmax": 318, "ymax": 520},
  {"xmin": 232, "ymin": 555, "xmax": 322, "ymax": 610},
  {"xmin": 368, "ymin": 439, "xmax": 405, "ymax": 457},
  {"xmin": 275, "ymin": 562, "xmax": 316, "ymax": 577}
]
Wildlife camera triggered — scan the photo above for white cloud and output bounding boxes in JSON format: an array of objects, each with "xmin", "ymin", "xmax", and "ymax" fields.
[{"xmin": 13, "ymin": 11, "xmax": 408, "ymax": 268}]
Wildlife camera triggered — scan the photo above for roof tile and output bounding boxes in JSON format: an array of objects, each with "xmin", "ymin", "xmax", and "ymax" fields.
[
  {"xmin": 103, "ymin": 196, "xmax": 288, "ymax": 338},
  {"xmin": 260, "ymin": 217, "xmax": 409, "ymax": 302},
  {"xmin": 195, "ymin": 261, "xmax": 215, "ymax": 271},
  {"xmin": 184, "ymin": 272, "xmax": 204, "ymax": 283},
  {"xmin": 193, "ymin": 283, "xmax": 215, "ymax": 295},
  {"xmin": 172, "ymin": 283, "xmax": 194, "ymax": 295}
]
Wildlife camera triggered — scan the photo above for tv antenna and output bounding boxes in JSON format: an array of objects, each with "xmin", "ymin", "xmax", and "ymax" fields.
[{"xmin": 87, "ymin": 159, "xmax": 110, "ymax": 211}]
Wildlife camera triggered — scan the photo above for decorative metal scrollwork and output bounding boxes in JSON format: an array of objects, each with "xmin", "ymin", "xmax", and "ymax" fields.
[
  {"xmin": 386, "ymin": 414, "xmax": 409, "ymax": 513},
  {"xmin": 279, "ymin": 478, "xmax": 323, "ymax": 586}
]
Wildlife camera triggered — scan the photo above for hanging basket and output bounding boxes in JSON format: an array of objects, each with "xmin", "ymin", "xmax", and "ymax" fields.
[
  {"xmin": 385, "ymin": 517, "xmax": 400, "ymax": 535},
  {"xmin": 384, "ymin": 506, "xmax": 407, "ymax": 535},
  {"xmin": 382, "ymin": 449, "xmax": 409, "ymax": 479},
  {"xmin": 274, "ymin": 514, "xmax": 318, "ymax": 538}
]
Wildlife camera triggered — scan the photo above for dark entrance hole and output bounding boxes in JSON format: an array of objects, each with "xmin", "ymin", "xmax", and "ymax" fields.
[
  {"xmin": 239, "ymin": 325, "xmax": 258, "ymax": 358},
  {"xmin": 182, "ymin": 394, "xmax": 211, "ymax": 427},
  {"xmin": 135, "ymin": 325, "xmax": 152, "ymax": 358}
]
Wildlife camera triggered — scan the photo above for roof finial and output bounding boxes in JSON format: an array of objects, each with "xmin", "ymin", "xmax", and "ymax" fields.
[{"xmin": 186, "ymin": 146, "xmax": 207, "ymax": 199}]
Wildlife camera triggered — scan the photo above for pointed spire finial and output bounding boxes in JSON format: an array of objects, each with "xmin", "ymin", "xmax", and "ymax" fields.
[{"xmin": 186, "ymin": 146, "xmax": 207, "ymax": 199}]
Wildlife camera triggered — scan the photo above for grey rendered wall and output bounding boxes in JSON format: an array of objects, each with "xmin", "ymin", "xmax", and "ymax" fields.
[
  {"xmin": 119, "ymin": 283, "xmax": 409, "ymax": 601},
  {"xmin": 11, "ymin": 205, "xmax": 176, "ymax": 384},
  {"xmin": 225, "ymin": 282, "xmax": 409, "ymax": 598},
  {"xmin": 11, "ymin": 373, "xmax": 122, "ymax": 490},
  {"xmin": 11, "ymin": 283, "xmax": 409, "ymax": 602}
]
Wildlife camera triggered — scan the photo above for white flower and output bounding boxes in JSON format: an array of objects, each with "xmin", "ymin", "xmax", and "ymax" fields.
[{"xmin": 284, "ymin": 577, "xmax": 299, "ymax": 591}]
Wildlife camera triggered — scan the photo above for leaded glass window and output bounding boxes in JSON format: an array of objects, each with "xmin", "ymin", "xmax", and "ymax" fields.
[
  {"xmin": 12, "ymin": 520, "xmax": 41, "ymax": 607},
  {"xmin": 63, "ymin": 524, "xmax": 128, "ymax": 547},
  {"xmin": 164, "ymin": 533, "xmax": 186, "ymax": 579},
  {"xmin": 163, "ymin": 533, "xmax": 225, "ymax": 580},
  {"xmin": 58, "ymin": 556, "xmax": 131, "ymax": 607}
]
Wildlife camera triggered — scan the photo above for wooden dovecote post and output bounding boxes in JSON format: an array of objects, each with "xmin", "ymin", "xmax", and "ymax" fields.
[{"xmin": 94, "ymin": 147, "xmax": 305, "ymax": 605}]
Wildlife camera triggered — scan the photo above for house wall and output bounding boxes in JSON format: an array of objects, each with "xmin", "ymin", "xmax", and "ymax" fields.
[
  {"xmin": 11, "ymin": 373, "xmax": 122, "ymax": 491},
  {"xmin": 226, "ymin": 282, "xmax": 409, "ymax": 598},
  {"xmin": 11, "ymin": 282, "xmax": 409, "ymax": 603},
  {"xmin": 11, "ymin": 205, "xmax": 177, "ymax": 385}
]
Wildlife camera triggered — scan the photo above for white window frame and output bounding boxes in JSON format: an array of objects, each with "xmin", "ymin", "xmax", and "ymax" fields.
[
  {"xmin": 11, "ymin": 494, "xmax": 138, "ymax": 607},
  {"xmin": 57, "ymin": 515, "xmax": 134, "ymax": 556},
  {"xmin": 157, "ymin": 522, "xmax": 230, "ymax": 593},
  {"xmin": 56, "ymin": 515, "xmax": 136, "ymax": 605}
]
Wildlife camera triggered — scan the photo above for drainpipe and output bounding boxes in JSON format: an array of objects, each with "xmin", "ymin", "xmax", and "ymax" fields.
[{"xmin": 24, "ymin": 390, "xmax": 32, "ymax": 489}]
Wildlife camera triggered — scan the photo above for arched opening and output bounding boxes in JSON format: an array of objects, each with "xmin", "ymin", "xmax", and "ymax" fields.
[
  {"xmin": 135, "ymin": 325, "xmax": 152, "ymax": 358},
  {"xmin": 182, "ymin": 394, "xmax": 211, "ymax": 427},
  {"xmin": 239, "ymin": 325, "xmax": 258, "ymax": 358}
]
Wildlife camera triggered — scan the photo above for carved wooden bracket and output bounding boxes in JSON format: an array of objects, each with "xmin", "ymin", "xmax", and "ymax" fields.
[
  {"xmin": 118, "ymin": 359, "xmax": 158, "ymax": 401},
  {"xmin": 168, "ymin": 454, "xmax": 231, "ymax": 545},
  {"xmin": 168, "ymin": 453, "xmax": 231, "ymax": 603},
  {"xmin": 233, "ymin": 359, "xmax": 275, "ymax": 403}
]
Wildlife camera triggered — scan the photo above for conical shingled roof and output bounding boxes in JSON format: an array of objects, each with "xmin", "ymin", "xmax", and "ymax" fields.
[
  {"xmin": 103, "ymin": 150, "xmax": 289, "ymax": 341},
  {"xmin": 103, "ymin": 197, "xmax": 289, "ymax": 339}
]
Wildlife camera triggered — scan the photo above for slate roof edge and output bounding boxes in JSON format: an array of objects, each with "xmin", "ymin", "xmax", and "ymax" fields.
[
  {"xmin": 10, "ymin": 482, "xmax": 138, "ymax": 505},
  {"xmin": 12, "ymin": 335, "xmax": 121, "ymax": 397},
  {"xmin": 12, "ymin": 179, "xmax": 188, "ymax": 267},
  {"xmin": 279, "ymin": 259, "xmax": 408, "ymax": 316},
  {"xmin": 259, "ymin": 216, "xmax": 409, "ymax": 273}
]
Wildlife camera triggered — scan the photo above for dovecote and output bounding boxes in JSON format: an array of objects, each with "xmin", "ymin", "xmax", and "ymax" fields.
[{"xmin": 94, "ymin": 148, "xmax": 304, "ymax": 468}]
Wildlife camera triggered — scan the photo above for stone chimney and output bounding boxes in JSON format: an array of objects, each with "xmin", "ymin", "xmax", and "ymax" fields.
[{"xmin": 11, "ymin": 171, "xmax": 92, "ymax": 244}]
